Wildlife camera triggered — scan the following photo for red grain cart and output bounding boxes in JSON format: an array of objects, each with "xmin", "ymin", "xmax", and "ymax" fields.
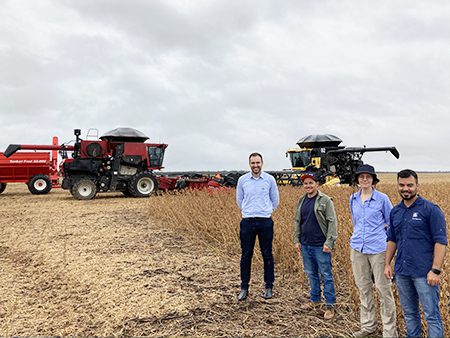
[{"xmin": 0, "ymin": 137, "xmax": 59, "ymax": 195}]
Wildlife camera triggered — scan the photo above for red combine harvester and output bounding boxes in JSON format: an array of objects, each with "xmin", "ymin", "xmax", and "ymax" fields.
[
  {"xmin": 0, "ymin": 137, "xmax": 59, "ymax": 195},
  {"xmin": 4, "ymin": 128, "xmax": 167, "ymax": 200}
]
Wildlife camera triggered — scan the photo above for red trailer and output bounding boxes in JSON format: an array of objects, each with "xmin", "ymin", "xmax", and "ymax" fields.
[{"xmin": 0, "ymin": 137, "xmax": 59, "ymax": 194}]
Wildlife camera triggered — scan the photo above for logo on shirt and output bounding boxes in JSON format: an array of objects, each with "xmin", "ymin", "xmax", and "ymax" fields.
[{"xmin": 412, "ymin": 212, "xmax": 422, "ymax": 221}]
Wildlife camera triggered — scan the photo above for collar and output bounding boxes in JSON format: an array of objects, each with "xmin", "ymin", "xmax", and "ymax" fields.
[
  {"xmin": 399, "ymin": 195, "xmax": 422, "ymax": 209},
  {"xmin": 306, "ymin": 192, "xmax": 319, "ymax": 199},
  {"xmin": 250, "ymin": 171, "xmax": 266, "ymax": 180},
  {"xmin": 352, "ymin": 188, "xmax": 379, "ymax": 201},
  {"xmin": 304, "ymin": 190, "xmax": 324, "ymax": 199}
]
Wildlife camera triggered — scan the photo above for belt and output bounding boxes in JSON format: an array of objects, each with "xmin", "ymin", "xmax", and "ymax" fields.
[{"xmin": 243, "ymin": 217, "xmax": 271, "ymax": 220}]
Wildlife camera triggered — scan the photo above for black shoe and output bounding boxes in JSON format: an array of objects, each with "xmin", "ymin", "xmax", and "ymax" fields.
[
  {"xmin": 238, "ymin": 289, "xmax": 248, "ymax": 301},
  {"xmin": 263, "ymin": 288, "xmax": 273, "ymax": 299}
]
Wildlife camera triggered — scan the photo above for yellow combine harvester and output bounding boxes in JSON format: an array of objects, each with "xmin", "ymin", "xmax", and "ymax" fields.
[{"xmin": 273, "ymin": 134, "xmax": 399, "ymax": 186}]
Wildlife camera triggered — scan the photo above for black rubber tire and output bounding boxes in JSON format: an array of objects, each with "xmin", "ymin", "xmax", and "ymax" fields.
[
  {"xmin": 71, "ymin": 179, "xmax": 97, "ymax": 200},
  {"xmin": 122, "ymin": 188, "xmax": 133, "ymax": 196},
  {"xmin": 27, "ymin": 175, "xmax": 52, "ymax": 195},
  {"xmin": 0, "ymin": 183, "xmax": 7, "ymax": 194},
  {"xmin": 128, "ymin": 172, "xmax": 158, "ymax": 197}
]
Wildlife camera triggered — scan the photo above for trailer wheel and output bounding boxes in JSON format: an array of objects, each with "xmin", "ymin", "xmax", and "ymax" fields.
[
  {"xmin": 128, "ymin": 172, "xmax": 158, "ymax": 197},
  {"xmin": 71, "ymin": 179, "xmax": 97, "ymax": 200},
  {"xmin": 0, "ymin": 183, "xmax": 7, "ymax": 194},
  {"xmin": 28, "ymin": 175, "xmax": 52, "ymax": 195}
]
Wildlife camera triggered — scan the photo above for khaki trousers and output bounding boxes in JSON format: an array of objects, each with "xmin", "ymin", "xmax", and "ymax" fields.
[{"xmin": 350, "ymin": 249, "xmax": 398, "ymax": 338}]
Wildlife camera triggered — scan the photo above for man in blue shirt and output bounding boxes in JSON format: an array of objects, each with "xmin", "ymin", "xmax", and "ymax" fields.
[
  {"xmin": 385, "ymin": 169, "xmax": 447, "ymax": 338},
  {"xmin": 236, "ymin": 152, "xmax": 279, "ymax": 301}
]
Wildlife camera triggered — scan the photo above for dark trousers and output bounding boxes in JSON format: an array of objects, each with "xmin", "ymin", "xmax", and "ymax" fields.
[{"xmin": 239, "ymin": 217, "xmax": 274, "ymax": 290}]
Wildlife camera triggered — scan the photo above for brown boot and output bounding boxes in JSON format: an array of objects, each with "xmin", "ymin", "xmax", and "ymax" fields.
[{"xmin": 324, "ymin": 307, "xmax": 335, "ymax": 320}]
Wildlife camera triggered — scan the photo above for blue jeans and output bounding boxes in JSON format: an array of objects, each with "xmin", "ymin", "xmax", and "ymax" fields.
[
  {"xmin": 395, "ymin": 275, "xmax": 443, "ymax": 338},
  {"xmin": 301, "ymin": 244, "xmax": 336, "ymax": 306},
  {"xmin": 239, "ymin": 217, "xmax": 274, "ymax": 290}
]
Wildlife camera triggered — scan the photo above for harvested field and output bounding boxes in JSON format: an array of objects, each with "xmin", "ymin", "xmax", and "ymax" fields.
[
  {"xmin": 0, "ymin": 184, "xmax": 357, "ymax": 337},
  {"xmin": 1, "ymin": 173, "xmax": 450, "ymax": 337}
]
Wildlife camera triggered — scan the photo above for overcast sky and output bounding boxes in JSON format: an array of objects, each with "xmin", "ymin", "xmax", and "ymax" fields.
[{"xmin": 1, "ymin": 0, "xmax": 449, "ymax": 172}]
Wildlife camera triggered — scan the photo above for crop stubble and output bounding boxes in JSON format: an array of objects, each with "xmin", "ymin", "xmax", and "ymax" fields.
[{"xmin": 0, "ymin": 172, "xmax": 449, "ymax": 336}]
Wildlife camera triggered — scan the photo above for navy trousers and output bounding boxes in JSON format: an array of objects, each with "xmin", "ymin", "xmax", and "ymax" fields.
[{"xmin": 239, "ymin": 217, "xmax": 274, "ymax": 290}]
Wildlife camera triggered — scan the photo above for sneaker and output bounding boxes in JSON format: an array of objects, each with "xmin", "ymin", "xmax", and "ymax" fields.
[
  {"xmin": 353, "ymin": 329, "xmax": 376, "ymax": 338},
  {"xmin": 300, "ymin": 301, "xmax": 321, "ymax": 310},
  {"xmin": 262, "ymin": 288, "xmax": 273, "ymax": 299},
  {"xmin": 237, "ymin": 289, "xmax": 248, "ymax": 301},
  {"xmin": 324, "ymin": 307, "xmax": 335, "ymax": 320}
]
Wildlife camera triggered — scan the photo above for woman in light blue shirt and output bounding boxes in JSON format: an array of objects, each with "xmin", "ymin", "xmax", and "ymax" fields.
[{"xmin": 349, "ymin": 164, "xmax": 398, "ymax": 338}]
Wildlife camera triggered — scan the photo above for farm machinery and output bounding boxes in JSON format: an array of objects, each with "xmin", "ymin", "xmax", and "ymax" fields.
[
  {"xmin": 157, "ymin": 135, "xmax": 400, "ymax": 188},
  {"xmin": 2, "ymin": 131, "xmax": 400, "ymax": 198},
  {"xmin": 0, "ymin": 137, "xmax": 60, "ymax": 195},
  {"xmin": 153, "ymin": 135, "xmax": 400, "ymax": 190},
  {"xmin": 272, "ymin": 134, "xmax": 400, "ymax": 185},
  {"xmin": 3, "ymin": 128, "xmax": 167, "ymax": 200}
]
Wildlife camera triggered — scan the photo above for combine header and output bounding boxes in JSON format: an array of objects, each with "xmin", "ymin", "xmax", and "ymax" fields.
[
  {"xmin": 4, "ymin": 128, "xmax": 167, "ymax": 200},
  {"xmin": 155, "ymin": 171, "xmax": 242, "ymax": 191}
]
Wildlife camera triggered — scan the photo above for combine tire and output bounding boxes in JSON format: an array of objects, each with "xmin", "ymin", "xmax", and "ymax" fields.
[
  {"xmin": 122, "ymin": 188, "xmax": 133, "ymax": 196},
  {"xmin": 71, "ymin": 179, "xmax": 97, "ymax": 200},
  {"xmin": 27, "ymin": 175, "xmax": 52, "ymax": 194},
  {"xmin": 0, "ymin": 183, "xmax": 6, "ymax": 194},
  {"xmin": 128, "ymin": 172, "xmax": 158, "ymax": 197}
]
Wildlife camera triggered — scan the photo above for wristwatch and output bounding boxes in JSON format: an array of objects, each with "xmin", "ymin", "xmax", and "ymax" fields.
[{"xmin": 431, "ymin": 268, "xmax": 441, "ymax": 275}]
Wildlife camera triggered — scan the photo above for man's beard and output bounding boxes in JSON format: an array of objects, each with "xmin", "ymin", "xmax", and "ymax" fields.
[
  {"xmin": 252, "ymin": 167, "xmax": 261, "ymax": 174},
  {"xmin": 401, "ymin": 191, "xmax": 417, "ymax": 201}
]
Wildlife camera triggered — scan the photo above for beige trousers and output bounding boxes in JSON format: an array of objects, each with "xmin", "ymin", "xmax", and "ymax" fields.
[{"xmin": 350, "ymin": 248, "xmax": 398, "ymax": 338}]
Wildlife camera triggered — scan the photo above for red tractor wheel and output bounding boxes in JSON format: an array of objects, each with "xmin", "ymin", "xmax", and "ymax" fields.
[
  {"xmin": 128, "ymin": 172, "xmax": 158, "ymax": 197},
  {"xmin": 0, "ymin": 183, "xmax": 7, "ymax": 194},
  {"xmin": 27, "ymin": 174, "xmax": 52, "ymax": 195},
  {"xmin": 71, "ymin": 179, "xmax": 97, "ymax": 200}
]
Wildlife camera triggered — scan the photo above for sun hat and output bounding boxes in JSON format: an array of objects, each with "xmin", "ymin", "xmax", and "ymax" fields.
[{"xmin": 354, "ymin": 164, "xmax": 379, "ymax": 184}]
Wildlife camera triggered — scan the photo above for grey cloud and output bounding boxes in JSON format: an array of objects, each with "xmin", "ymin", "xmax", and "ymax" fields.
[{"xmin": 1, "ymin": 0, "xmax": 450, "ymax": 172}]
